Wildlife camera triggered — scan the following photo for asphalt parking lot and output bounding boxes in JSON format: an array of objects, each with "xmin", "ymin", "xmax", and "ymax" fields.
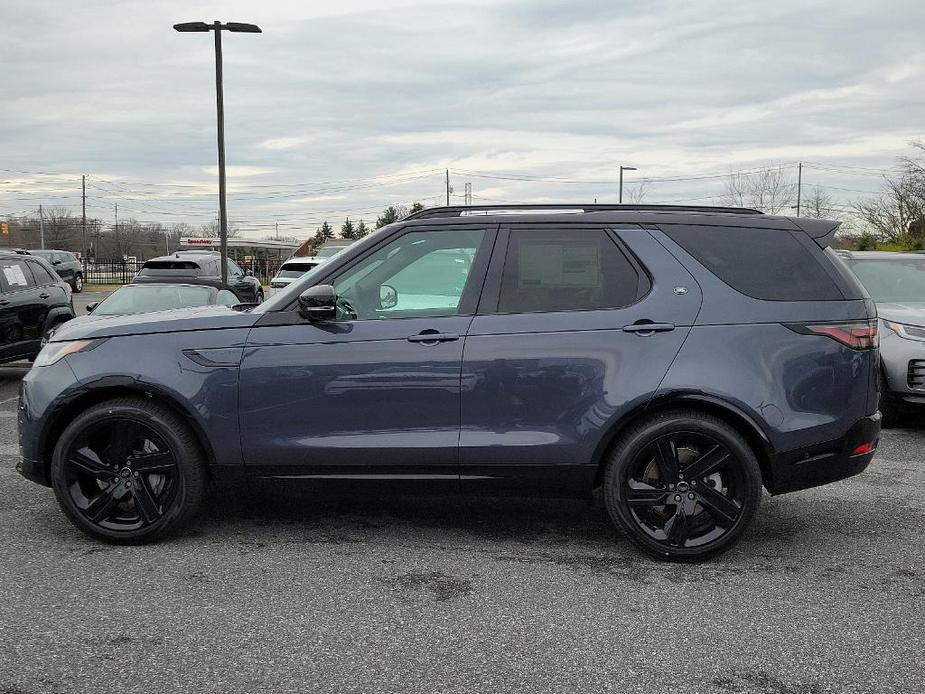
[{"xmin": 0, "ymin": 302, "xmax": 923, "ymax": 693}]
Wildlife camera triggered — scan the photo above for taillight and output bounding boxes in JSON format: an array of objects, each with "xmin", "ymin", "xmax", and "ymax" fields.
[{"xmin": 785, "ymin": 320, "xmax": 879, "ymax": 350}]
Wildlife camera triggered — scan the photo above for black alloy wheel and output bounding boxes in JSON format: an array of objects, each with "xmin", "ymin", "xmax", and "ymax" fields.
[
  {"xmin": 605, "ymin": 410, "xmax": 762, "ymax": 561},
  {"xmin": 51, "ymin": 398, "xmax": 206, "ymax": 543}
]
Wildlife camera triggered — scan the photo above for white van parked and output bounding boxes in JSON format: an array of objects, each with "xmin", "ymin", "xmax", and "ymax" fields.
[{"xmin": 270, "ymin": 256, "xmax": 324, "ymax": 290}]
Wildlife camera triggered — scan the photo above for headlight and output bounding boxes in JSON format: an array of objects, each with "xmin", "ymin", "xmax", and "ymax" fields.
[
  {"xmin": 884, "ymin": 321, "xmax": 925, "ymax": 342},
  {"xmin": 33, "ymin": 339, "xmax": 105, "ymax": 367}
]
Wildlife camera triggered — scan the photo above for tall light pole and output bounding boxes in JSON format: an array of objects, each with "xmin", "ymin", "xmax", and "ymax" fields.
[
  {"xmin": 174, "ymin": 20, "xmax": 261, "ymax": 286},
  {"xmin": 619, "ymin": 165, "xmax": 637, "ymax": 204}
]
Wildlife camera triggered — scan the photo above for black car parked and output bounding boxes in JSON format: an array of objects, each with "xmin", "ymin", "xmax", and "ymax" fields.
[
  {"xmin": 27, "ymin": 249, "xmax": 84, "ymax": 293},
  {"xmin": 0, "ymin": 252, "xmax": 74, "ymax": 364},
  {"xmin": 133, "ymin": 251, "xmax": 263, "ymax": 303}
]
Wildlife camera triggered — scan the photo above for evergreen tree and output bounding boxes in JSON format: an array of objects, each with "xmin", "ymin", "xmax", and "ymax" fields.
[
  {"xmin": 340, "ymin": 217, "xmax": 357, "ymax": 239},
  {"xmin": 355, "ymin": 220, "xmax": 370, "ymax": 239},
  {"xmin": 375, "ymin": 206, "xmax": 400, "ymax": 229}
]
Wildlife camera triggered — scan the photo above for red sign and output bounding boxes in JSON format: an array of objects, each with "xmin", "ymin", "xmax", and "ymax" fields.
[{"xmin": 181, "ymin": 237, "xmax": 217, "ymax": 247}]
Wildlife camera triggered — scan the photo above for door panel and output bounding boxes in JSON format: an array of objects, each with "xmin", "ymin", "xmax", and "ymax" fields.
[
  {"xmin": 459, "ymin": 227, "xmax": 702, "ymax": 494},
  {"xmin": 239, "ymin": 224, "xmax": 494, "ymax": 477}
]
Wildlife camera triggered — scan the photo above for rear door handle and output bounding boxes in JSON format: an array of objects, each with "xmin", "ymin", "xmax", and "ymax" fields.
[
  {"xmin": 622, "ymin": 322, "xmax": 675, "ymax": 335},
  {"xmin": 407, "ymin": 331, "xmax": 460, "ymax": 344}
]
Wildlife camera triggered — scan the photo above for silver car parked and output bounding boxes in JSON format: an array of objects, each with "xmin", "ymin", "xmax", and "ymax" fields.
[{"xmin": 839, "ymin": 250, "xmax": 925, "ymax": 424}]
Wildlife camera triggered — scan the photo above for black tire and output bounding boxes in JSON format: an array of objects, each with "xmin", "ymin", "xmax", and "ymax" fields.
[
  {"xmin": 51, "ymin": 397, "xmax": 207, "ymax": 544},
  {"xmin": 255, "ymin": 290, "xmax": 264, "ymax": 303},
  {"xmin": 72, "ymin": 274, "xmax": 83, "ymax": 293},
  {"xmin": 603, "ymin": 409, "xmax": 763, "ymax": 562},
  {"xmin": 878, "ymin": 370, "xmax": 903, "ymax": 429}
]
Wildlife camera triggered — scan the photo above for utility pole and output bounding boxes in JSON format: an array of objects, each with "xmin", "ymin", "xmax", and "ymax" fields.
[
  {"xmin": 464, "ymin": 182, "xmax": 472, "ymax": 206},
  {"xmin": 38, "ymin": 205, "xmax": 45, "ymax": 249},
  {"xmin": 81, "ymin": 175, "xmax": 87, "ymax": 258},
  {"xmin": 275, "ymin": 221, "xmax": 279, "ymax": 240},
  {"xmin": 445, "ymin": 169, "xmax": 450, "ymax": 206},
  {"xmin": 114, "ymin": 203, "xmax": 118, "ymax": 232},
  {"xmin": 796, "ymin": 162, "xmax": 802, "ymax": 217},
  {"xmin": 618, "ymin": 165, "xmax": 637, "ymax": 204}
]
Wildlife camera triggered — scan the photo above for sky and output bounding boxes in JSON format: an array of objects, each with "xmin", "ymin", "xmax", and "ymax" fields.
[{"xmin": 1, "ymin": 0, "xmax": 923, "ymax": 239}]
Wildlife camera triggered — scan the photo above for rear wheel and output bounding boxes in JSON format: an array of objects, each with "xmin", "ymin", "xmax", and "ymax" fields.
[
  {"xmin": 51, "ymin": 397, "xmax": 207, "ymax": 544},
  {"xmin": 604, "ymin": 410, "xmax": 762, "ymax": 562}
]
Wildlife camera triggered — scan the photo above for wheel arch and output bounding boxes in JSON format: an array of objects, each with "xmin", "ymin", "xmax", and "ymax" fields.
[
  {"xmin": 592, "ymin": 391, "xmax": 776, "ymax": 490},
  {"xmin": 40, "ymin": 381, "xmax": 218, "ymax": 483}
]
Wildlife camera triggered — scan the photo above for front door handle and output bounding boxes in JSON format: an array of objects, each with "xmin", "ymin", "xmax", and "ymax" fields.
[
  {"xmin": 622, "ymin": 322, "xmax": 675, "ymax": 335},
  {"xmin": 39, "ymin": 293, "xmax": 50, "ymax": 299},
  {"xmin": 407, "ymin": 331, "xmax": 460, "ymax": 344}
]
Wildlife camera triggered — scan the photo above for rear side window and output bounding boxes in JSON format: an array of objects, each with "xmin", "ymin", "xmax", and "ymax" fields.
[
  {"xmin": 497, "ymin": 229, "xmax": 648, "ymax": 313},
  {"xmin": 0, "ymin": 259, "xmax": 37, "ymax": 290},
  {"xmin": 660, "ymin": 225, "xmax": 843, "ymax": 301}
]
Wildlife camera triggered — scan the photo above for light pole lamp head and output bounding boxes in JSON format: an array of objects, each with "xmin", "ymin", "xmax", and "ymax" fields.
[
  {"xmin": 173, "ymin": 21, "xmax": 211, "ymax": 32},
  {"xmin": 225, "ymin": 22, "xmax": 262, "ymax": 33}
]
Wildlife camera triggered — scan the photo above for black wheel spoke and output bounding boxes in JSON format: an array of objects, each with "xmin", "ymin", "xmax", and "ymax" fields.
[
  {"xmin": 85, "ymin": 485, "xmax": 120, "ymax": 523},
  {"xmin": 653, "ymin": 438, "xmax": 680, "ymax": 483},
  {"xmin": 697, "ymin": 485, "xmax": 741, "ymax": 524},
  {"xmin": 131, "ymin": 477, "xmax": 160, "ymax": 524},
  {"xmin": 626, "ymin": 480, "xmax": 671, "ymax": 506},
  {"xmin": 129, "ymin": 450, "xmax": 174, "ymax": 474},
  {"xmin": 663, "ymin": 501, "xmax": 691, "ymax": 546},
  {"xmin": 68, "ymin": 448, "xmax": 110, "ymax": 479},
  {"xmin": 104, "ymin": 421, "xmax": 140, "ymax": 466},
  {"xmin": 683, "ymin": 444, "xmax": 729, "ymax": 481}
]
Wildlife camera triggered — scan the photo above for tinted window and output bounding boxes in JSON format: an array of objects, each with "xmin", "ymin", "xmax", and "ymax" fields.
[
  {"xmin": 497, "ymin": 229, "xmax": 645, "ymax": 313},
  {"xmin": 0, "ymin": 259, "xmax": 36, "ymax": 290},
  {"xmin": 661, "ymin": 225, "xmax": 842, "ymax": 301},
  {"xmin": 334, "ymin": 229, "xmax": 485, "ymax": 319},
  {"xmin": 28, "ymin": 261, "xmax": 58, "ymax": 285},
  {"xmin": 278, "ymin": 262, "xmax": 319, "ymax": 278},
  {"xmin": 140, "ymin": 260, "xmax": 201, "ymax": 272}
]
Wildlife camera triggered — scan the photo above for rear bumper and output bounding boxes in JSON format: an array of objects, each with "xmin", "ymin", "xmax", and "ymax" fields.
[
  {"xmin": 766, "ymin": 412, "xmax": 881, "ymax": 495},
  {"xmin": 16, "ymin": 456, "xmax": 48, "ymax": 486}
]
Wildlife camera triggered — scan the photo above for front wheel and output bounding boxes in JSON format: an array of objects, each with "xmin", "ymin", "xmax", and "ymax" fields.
[
  {"xmin": 51, "ymin": 397, "xmax": 207, "ymax": 544},
  {"xmin": 255, "ymin": 290, "xmax": 264, "ymax": 303},
  {"xmin": 72, "ymin": 274, "xmax": 83, "ymax": 293},
  {"xmin": 603, "ymin": 410, "xmax": 762, "ymax": 562}
]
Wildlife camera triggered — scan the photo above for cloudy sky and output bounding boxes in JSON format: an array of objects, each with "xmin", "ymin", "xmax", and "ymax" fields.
[{"xmin": 1, "ymin": 0, "xmax": 923, "ymax": 239}]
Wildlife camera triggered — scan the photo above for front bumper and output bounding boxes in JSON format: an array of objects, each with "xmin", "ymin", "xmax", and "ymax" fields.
[{"xmin": 766, "ymin": 412, "xmax": 881, "ymax": 495}]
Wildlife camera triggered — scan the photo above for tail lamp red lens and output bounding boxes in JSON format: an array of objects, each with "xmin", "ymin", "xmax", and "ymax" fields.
[
  {"xmin": 851, "ymin": 442, "xmax": 876, "ymax": 456},
  {"xmin": 785, "ymin": 320, "xmax": 879, "ymax": 350}
]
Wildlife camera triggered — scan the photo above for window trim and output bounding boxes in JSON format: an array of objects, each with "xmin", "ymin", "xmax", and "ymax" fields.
[{"xmin": 476, "ymin": 223, "xmax": 652, "ymax": 316}]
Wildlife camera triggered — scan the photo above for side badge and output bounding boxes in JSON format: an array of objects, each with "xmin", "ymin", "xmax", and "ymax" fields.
[{"xmin": 673, "ymin": 286, "xmax": 688, "ymax": 296}]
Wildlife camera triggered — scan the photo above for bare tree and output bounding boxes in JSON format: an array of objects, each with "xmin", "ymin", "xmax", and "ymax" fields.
[
  {"xmin": 800, "ymin": 186, "xmax": 837, "ymax": 219},
  {"xmin": 624, "ymin": 179, "xmax": 649, "ymax": 204},
  {"xmin": 197, "ymin": 219, "xmax": 241, "ymax": 238},
  {"xmin": 721, "ymin": 166, "xmax": 796, "ymax": 214},
  {"xmin": 42, "ymin": 207, "xmax": 78, "ymax": 249}
]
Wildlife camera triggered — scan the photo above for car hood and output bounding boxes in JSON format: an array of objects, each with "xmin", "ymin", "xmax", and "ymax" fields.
[
  {"xmin": 877, "ymin": 302, "xmax": 925, "ymax": 326},
  {"xmin": 50, "ymin": 305, "xmax": 260, "ymax": 342}
]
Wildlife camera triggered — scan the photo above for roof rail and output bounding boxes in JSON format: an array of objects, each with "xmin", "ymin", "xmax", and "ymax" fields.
[{"xmin": 402, "ymin": 203, "xmax": 764, "ymax": 221}]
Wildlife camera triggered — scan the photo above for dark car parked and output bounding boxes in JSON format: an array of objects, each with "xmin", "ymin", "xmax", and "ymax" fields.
[
  {"xmin": 18, "ymin": 205, "xmax": 880, "ymax": 561},
  {"xmin": 0, "ymin": 252, "xmax": 74, "ymax": 363},
  {"xmin": 134, "ymin": 251, "xmax": 263, "ymax": 303},
  {"xmin": 27, "ymin": 249, "xmax": 84, "ymax": 293}
]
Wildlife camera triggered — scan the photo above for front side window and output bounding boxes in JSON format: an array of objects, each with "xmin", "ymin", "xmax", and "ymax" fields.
[
  {"xmin": 333, "ymin": 229, "xmax": 485, "ymax": 320},
  {"xmin": 497, "ymin": 229, "xmax": 645, "ymax": 313}
]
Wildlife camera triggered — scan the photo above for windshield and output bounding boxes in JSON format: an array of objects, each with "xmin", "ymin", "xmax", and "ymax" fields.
[
  {"xmin": 848, "ymin": 258, "xmax": 925, "ymax": 303},
  {"xmin": 276, "ymin": 262, "xmax": 318, "ymax": 279},
  {"xmin": 93, "ymin": 284, "xmax": 214, "ymax": 315}
]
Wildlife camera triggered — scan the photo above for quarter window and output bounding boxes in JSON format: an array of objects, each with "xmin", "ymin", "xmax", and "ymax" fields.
[
  {"xmin": 333, "ymin": 229, "xmax": 485, "ymax": 320},
  {"xmin": 497, "ymin": 229, "xmax": 646, "ymax": 313}
]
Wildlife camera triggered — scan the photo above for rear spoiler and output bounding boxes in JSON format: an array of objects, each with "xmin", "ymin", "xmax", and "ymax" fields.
[{"xmin": 790, "ymin": 218, "xmax": 840, "ymax": 248}]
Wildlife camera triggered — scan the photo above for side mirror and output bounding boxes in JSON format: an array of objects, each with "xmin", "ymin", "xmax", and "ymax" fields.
[
  {"xmin": 379, "ymin": 284, "xmax": 398, "ymax": 310},
  {"xmin": 298, "ymin": 284, "xmax": 337, "ymax": 321},
  {"xmin": 86, "ymin": 302, "xmax": 98, "ymax": 313}
]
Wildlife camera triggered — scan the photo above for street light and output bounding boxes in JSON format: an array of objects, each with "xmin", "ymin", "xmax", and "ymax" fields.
[
  {"xmin": 619, "ymin": 166, "xmax": 637, "ymax": 204},
  {"xmin": 173, "ymin": 20, "xmax": 261, "ymax": 286}
]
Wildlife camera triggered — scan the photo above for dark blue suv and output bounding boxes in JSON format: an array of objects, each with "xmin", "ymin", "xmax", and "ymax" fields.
[{"xmin": 17, "ymin": 205, "xmax": 881, "ymax": 561}]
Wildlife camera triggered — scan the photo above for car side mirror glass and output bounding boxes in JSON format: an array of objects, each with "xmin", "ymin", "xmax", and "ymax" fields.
[
  {"xmin": 298, "ymin": 284, "xmax": 337, "ymax": 321},
  {"xmin": 379, "ymin": 284, "xmax": 398, "ymax": 310},
  {"xmin": 86, "ymin": 302, "xmax": 98, "ymax": 313}
]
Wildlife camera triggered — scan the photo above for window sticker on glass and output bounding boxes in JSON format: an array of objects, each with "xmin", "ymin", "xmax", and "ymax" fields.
[{"xmin": 2, "ymin": 263, "xmax": 29, "ymax": 287}]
